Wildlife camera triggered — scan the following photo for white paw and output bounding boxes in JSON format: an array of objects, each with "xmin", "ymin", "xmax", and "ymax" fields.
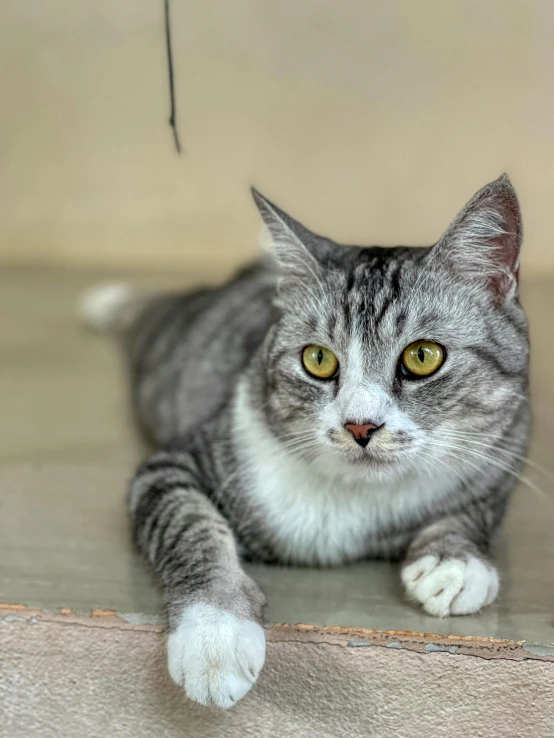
[
  {"xmin": 401, "ymin": 555, "xmax": 499, "ymax": 617},
  {"xmin": 167, "ymin": 603, "xmax": 266, "ymax": 709}
]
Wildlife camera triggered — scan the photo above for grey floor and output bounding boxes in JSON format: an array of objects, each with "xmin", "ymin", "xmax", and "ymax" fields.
[{"xmin": 1, "ymin": 266, "xmax": 553, "ymax": 646}]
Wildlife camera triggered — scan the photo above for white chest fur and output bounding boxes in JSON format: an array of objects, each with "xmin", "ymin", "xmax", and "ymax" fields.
[
  {"xmin": 233, "ymin": 383, "xmax": 453, "ymax": 566},
  {"xmin": 241, "ymin": 453, "xmax": 382, "ymax": 564}
]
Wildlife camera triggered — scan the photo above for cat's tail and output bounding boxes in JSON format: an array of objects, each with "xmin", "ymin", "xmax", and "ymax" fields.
[{"xmin": 79, "ymin": 282, "xmax": 138, "ymax": 333}]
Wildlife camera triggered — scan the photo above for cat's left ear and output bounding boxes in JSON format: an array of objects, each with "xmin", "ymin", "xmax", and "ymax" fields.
[
  {"xmin": 435, "ymin": 174, "xmax": 522, "ymax": 304},
  {"xmin": 251, "ymin": 188, "xmax": 332, "ymax": 281}
]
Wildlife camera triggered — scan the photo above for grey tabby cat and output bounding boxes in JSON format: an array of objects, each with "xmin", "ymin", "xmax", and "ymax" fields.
[{"xmin": 83, "ymin": 174, "xmax": 528, "ymax": 709}]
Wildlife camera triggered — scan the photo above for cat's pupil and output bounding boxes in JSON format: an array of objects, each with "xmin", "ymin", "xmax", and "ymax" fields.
[
  {"xmin": 317, "ymin": 349, "xmax": 323, "ymax": 365},
  {"xmin": 418, "ymin": 347, "xmax": 425, "ymax": 363}
]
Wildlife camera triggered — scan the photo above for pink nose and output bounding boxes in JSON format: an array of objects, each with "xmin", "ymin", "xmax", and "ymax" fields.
[{"xmin": 344, "ymin": 422, "xmax": 381, "ymax": 448}]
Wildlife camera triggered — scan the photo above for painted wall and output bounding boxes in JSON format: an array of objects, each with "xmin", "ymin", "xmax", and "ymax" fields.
[{"xmin": 1, "ymin": 2, "xmax": 554, "ymax": 274}]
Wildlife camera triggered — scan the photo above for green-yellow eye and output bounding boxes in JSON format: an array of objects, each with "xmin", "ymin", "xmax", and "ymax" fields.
[
  {"xmin": 401, "ymin": 340, "xmax": 445, "ymax": 377},
  {"xmin": 302, "ymin": 345, "xmax": 339, "ymax": 379}
]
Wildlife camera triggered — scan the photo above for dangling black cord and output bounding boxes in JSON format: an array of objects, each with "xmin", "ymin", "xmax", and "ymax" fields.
[{"xmin": 165, "ymin": 0, "xmax": 182, "ymax": 154}]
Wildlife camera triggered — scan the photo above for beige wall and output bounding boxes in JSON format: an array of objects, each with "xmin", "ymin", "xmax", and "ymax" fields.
[{"xmin": 1, "ymin": 1, "xmax": 554, "ymax": 275}]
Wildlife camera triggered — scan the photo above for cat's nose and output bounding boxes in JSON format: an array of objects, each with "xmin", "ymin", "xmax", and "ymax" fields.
[{"xmin": 344, "ymin": 421, "xmax": 383, "ymax": 448}]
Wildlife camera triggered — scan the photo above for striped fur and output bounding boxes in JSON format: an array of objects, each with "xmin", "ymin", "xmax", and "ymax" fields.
[{"xmin": 97, "ymin": 175, "xmax": 529, "ymax": 706}]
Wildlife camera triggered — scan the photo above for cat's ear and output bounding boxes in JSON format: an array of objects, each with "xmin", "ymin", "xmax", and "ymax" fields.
[
  {"xmin": 251, "ymin": 188, "xmax": 328, "ymax": 280},
  {"xmin": 435, "ymin": 174, "xmax": 522, "ymax": 303}
]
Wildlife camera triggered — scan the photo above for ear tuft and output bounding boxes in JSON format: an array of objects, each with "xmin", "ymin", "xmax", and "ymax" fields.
[
  {"xmin": 251, "ymin": 188, "xmax": 323, "ymax": 281},
  {"xmin": 436, "ymin": 174, "xmax": 522, "ymax": 303}
]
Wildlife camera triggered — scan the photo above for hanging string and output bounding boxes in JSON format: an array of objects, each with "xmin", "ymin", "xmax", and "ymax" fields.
[{"xmin": 165, "ymin": 0, "xmax": 182, "ymax": 154}]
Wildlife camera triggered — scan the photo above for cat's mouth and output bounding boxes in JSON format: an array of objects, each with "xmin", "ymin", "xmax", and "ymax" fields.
[
  {"xmin": 327, "ymin": 437, "xmax": 401, "ymax": 469},
  {"xmin": 328, "ymin": 427, "xmax": 405, "ymax": 463}
]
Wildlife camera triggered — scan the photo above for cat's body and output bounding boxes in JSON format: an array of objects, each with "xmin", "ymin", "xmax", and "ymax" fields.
[{"xmin": 83, "ymin": 175, "xmax": 529, "ymax": 709}]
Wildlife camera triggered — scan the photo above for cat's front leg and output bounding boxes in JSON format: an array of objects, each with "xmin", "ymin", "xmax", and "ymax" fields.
[
  {"xmin": 400, "ymin": 518, "xmax": 499, "ymax": 617},
  {"xmin": 129, "ymin": 449, "xmax": 266, "ymax": 708}
]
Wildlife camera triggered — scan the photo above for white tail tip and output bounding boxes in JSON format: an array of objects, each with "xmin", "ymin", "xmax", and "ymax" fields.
[{"xmin": 79, "ymin": 282, "xmax": 134, "ymax": 332}]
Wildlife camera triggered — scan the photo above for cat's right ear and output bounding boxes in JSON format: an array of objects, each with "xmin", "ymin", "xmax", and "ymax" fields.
[{"xmin": 251, "ymin": 188, "xmax": 325, "ymax": 282}]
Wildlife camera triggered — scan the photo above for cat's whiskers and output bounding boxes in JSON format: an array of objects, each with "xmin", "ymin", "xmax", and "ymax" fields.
[
  {"xmin": 427, "ymin": 437, "xmax": 523, "ymax": 477},
  {"xmin": 278, "ymin": 435, "xmax": 319, "ymax": 450},
  {"xmin": 278, "ymin": 439, "xmax": 321, "ymax": 453},
  {"xmin": 278, "ymin": 428, "xmax": 316, "ymax": 439},
  {"xmin": 425, "ymin": 438, "xmax": 546, "ymax": 499},
  {"xmin": 277, "ymin": 436, "xmax": 324, "ymax": 461},
  {"xmin": 414, "ymin": 448, "xmax": 468, "ymax": 486},
  {"xmin": 437, "ymin": 429, "xmax": 554, "ymax": 482}
]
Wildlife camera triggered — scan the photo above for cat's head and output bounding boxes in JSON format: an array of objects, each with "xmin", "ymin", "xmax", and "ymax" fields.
[{"xmin": 251, "ymin": 175, "xmax": 529, "ymax": 482}]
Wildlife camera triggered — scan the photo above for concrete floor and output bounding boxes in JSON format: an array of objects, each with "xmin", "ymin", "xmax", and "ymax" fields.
[{"xmin": 1, "ymin": 265, "xmax": 554, "ymax": 648}]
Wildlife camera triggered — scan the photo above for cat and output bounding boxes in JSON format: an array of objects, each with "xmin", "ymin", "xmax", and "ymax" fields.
[{"xmin": 81, "ymin": 174, "xmax": 529, "ymax": 709}]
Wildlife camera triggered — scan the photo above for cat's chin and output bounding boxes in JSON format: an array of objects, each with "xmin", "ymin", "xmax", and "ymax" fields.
[
  {"xmin": 352, "ymin": 454, "xmax": 407, "ymax": 479},
  {"xmin": 317, "ymin": 445, "xmax": 408, "ymax": 483}
]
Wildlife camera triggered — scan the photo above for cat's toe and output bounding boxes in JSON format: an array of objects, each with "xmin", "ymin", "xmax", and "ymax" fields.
[
  {"xmin": 450, "ymin": 558, "xmax": 499, "ymax": 615},
  {"xmin": 167, "ymin": 603, "xmax": 266, "ymax": 709},
  {"xmin": 401, "ymin": 555, "xmax": 498, "ymax": 617}
]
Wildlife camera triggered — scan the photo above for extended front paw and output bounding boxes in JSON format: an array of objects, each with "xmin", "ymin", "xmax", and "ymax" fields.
[
  {"xmin": 167, "ymin": 602, "xmax": 266, "ymax": 709},
  {"xmin": 401, "ymin": 555, "xmax": 499, "ymax": 617}
]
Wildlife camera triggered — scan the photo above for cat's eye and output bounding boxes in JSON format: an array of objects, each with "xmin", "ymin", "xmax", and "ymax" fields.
[
  {"xmin": 302, "ymin": 345, "xmax": 339, "ymax": 379},
  {"xmin": 401, "ymin": 340, "xmax": 445, "ymax": 378}
]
